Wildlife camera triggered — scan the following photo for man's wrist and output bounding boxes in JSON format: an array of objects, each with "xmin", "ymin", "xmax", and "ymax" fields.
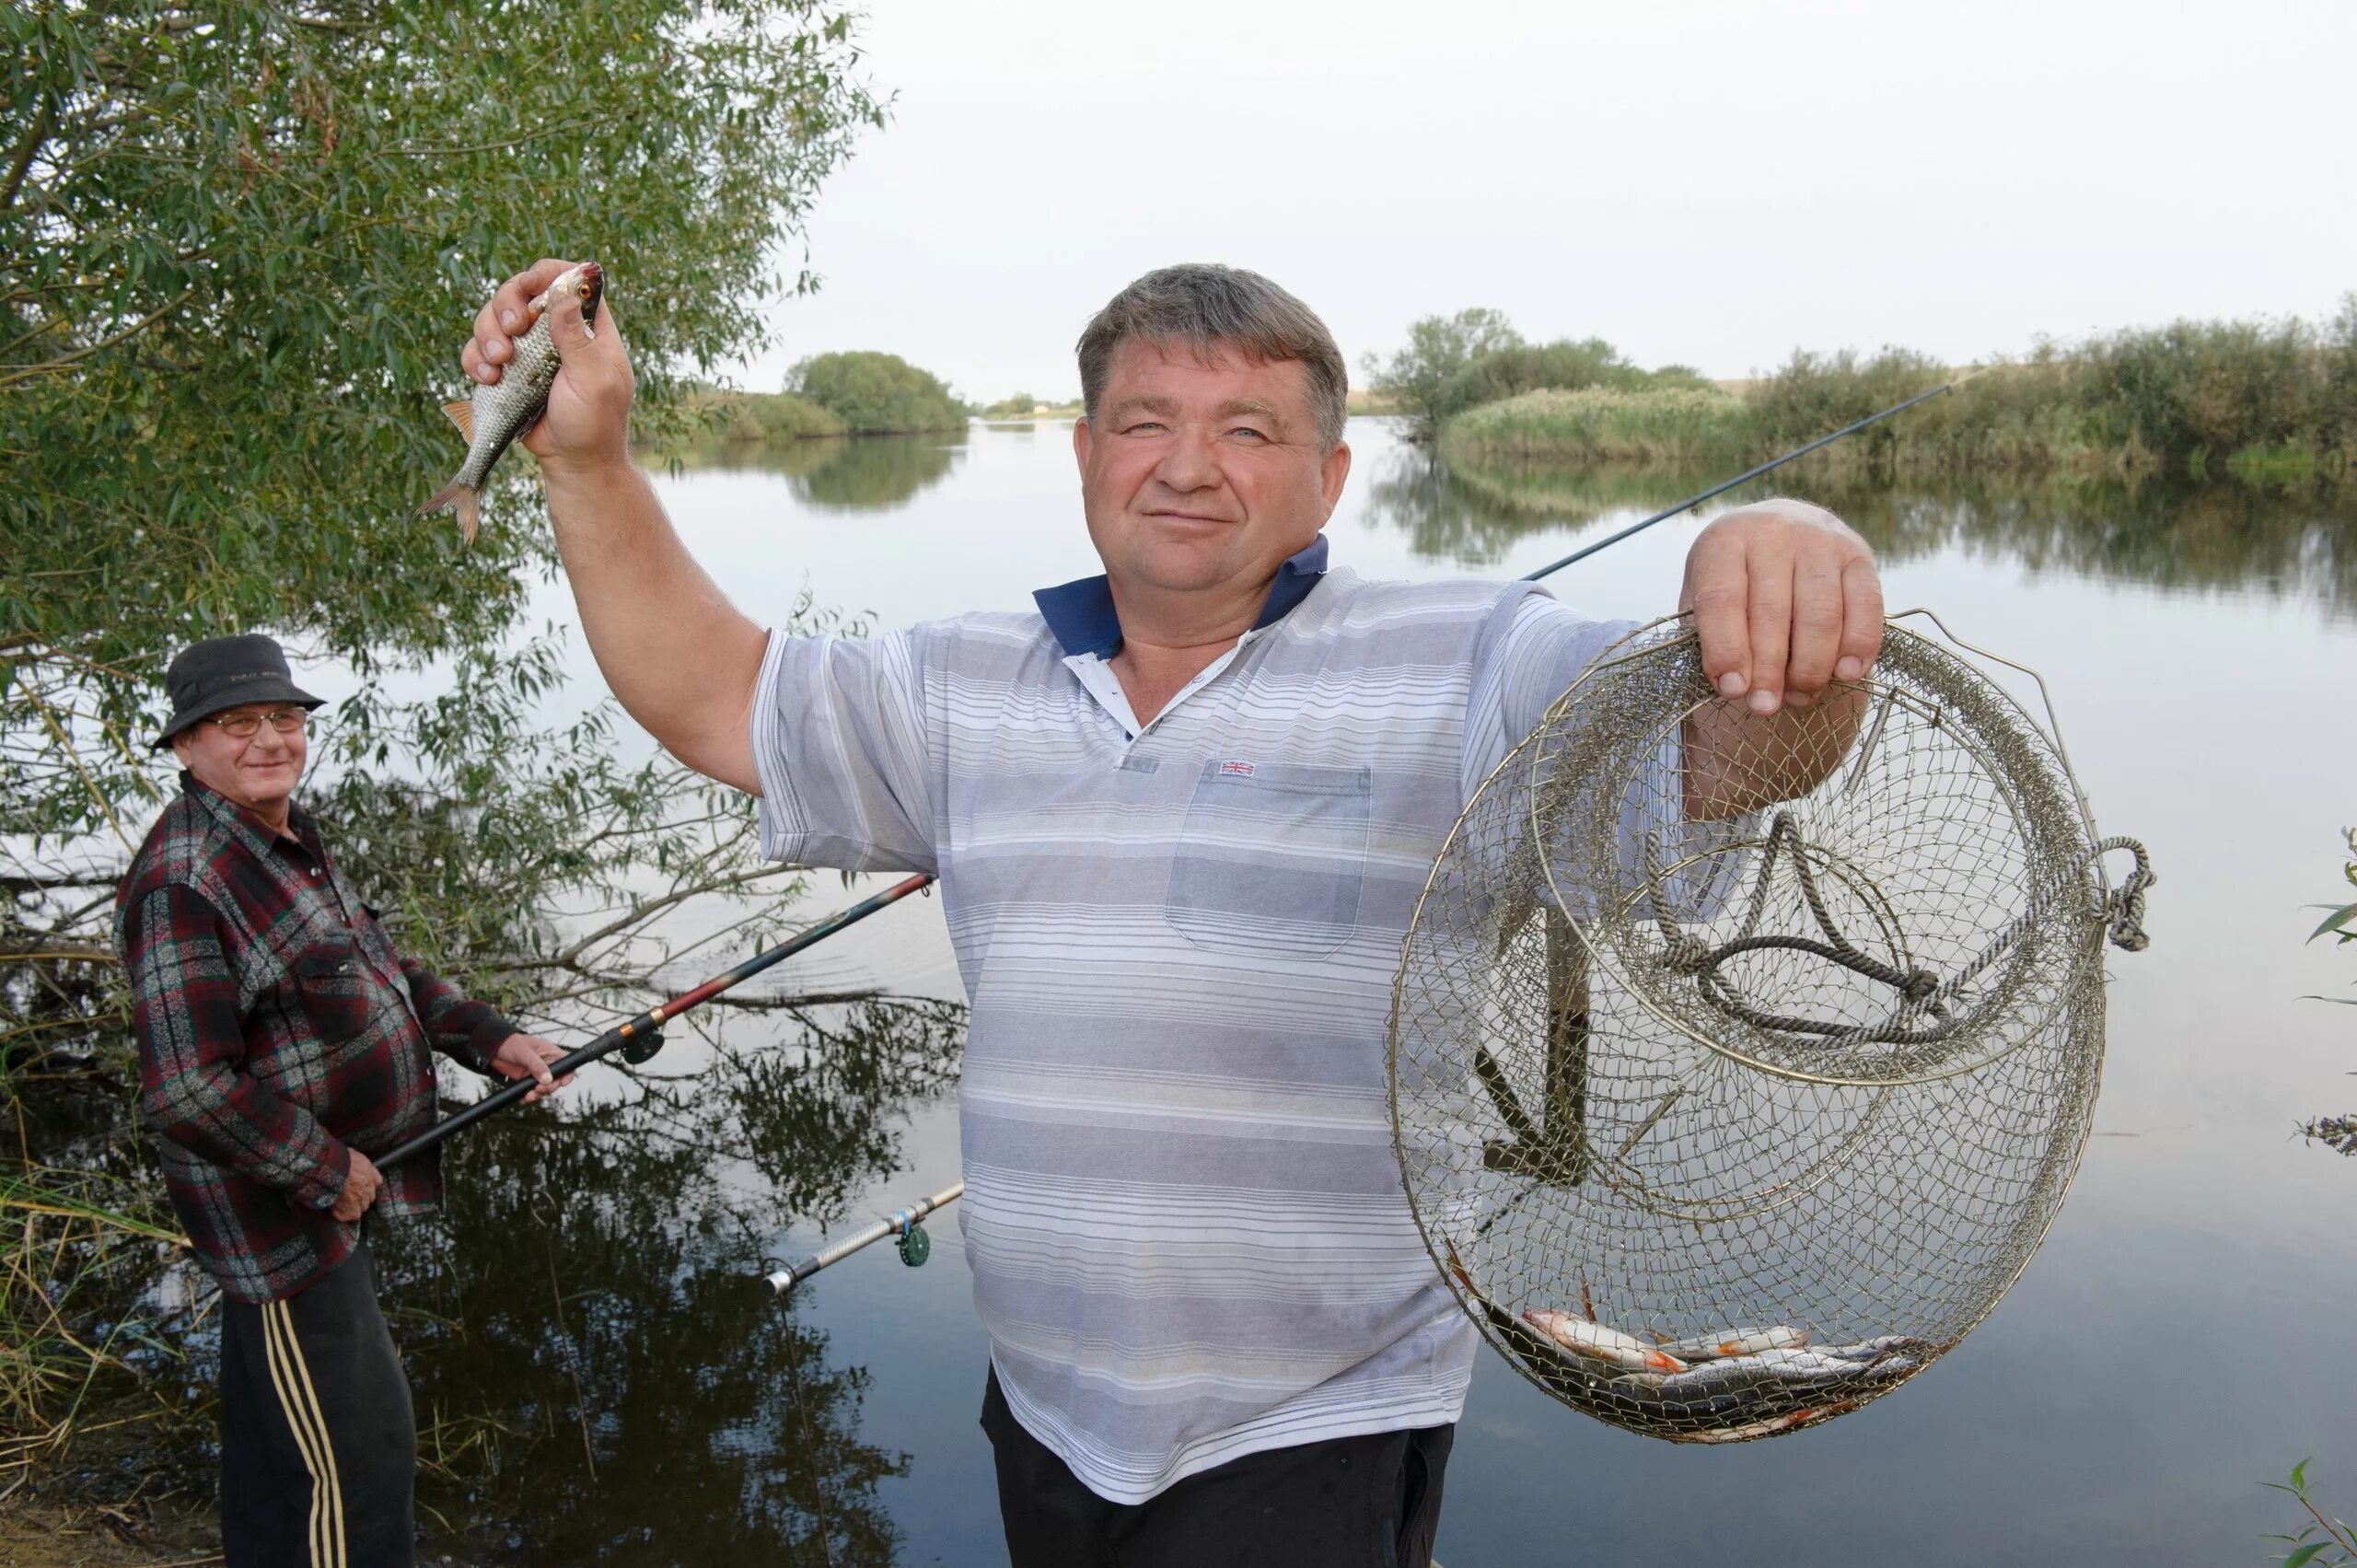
[
  {"xmin": 541, "ymin": 449, "xmax": 639, "ymax": 507},
  {"xmin": 296, "ymin": 1137, "xmax": 354, "ymax": 1212}
]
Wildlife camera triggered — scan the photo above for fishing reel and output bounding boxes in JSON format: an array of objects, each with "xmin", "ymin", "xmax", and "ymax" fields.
[
  {"xmin": 896, "ymin": 1217, "xmax": 932, "ymax": 1267},
  {"xmin": 620, "ymin": 1021, "xmax": 666, "ymax": 1066}
]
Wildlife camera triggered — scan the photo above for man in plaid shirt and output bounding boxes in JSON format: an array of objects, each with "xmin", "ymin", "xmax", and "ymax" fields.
[{"xmin": 115, "ymin": 633, "xmax": 572, "ymax": 1568}]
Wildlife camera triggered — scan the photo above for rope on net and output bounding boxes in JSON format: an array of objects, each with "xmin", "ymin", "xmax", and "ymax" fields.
[{"xmin": 1649, "ymin": 813, "xmax": 2155, "ymax": 1051}]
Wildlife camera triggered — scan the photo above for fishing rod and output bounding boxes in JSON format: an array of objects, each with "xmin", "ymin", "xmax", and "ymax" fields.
[
  {"xmin": 376, "ymin": 871, "xmax": 938, "ymax": 1170},
  {"xmin": 765, "ymin": 1180, "xmax": 965, "ymax": 1294},
  {"xmin": 1518, "ymin": 378, "xmax": 1962, "ymax": 582}
]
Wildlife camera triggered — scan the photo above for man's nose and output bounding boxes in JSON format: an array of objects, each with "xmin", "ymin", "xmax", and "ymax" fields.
[{"xmin": 1153, "ymin": 424, "xmax": 1222, "ymax": 491}]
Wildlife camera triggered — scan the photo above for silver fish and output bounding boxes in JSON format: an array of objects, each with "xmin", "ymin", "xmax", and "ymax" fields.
[
  {"xmin": 419, "ymin": 261, "xmax": 604, "ymax": 542},
  {"xmin": 1657, "ymin": 1326, "xmax": 1811, "ymax": 1361},
  {"xmin": 1675, "ymin": 1401, "xmax": 1855, "ymax": 1444},
  {"xmin": 1658, "ymin": 1349, "xmax": 1863, "ymax": 1399},
  {"xmin": 1523, "ymin": 1309, "xmax": 1688, "ymax": 1374},
  {"xmin": 1821, "ymin": 1335, "xmax": 1932, "ymax": 1364}
]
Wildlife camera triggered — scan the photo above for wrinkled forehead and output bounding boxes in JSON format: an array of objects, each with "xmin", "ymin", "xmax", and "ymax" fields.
[{"xmin": 1098, "ymin": 335, "xmax": 1315, "ymax": 412}]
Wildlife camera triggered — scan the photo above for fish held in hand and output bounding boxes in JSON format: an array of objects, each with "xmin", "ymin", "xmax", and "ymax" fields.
[
  {"xmin": 418, "ymin": 261, "xmax": 605, "ymax": 542},
  {"xmin": 1522, "ymin": 1309, "xmax": 1687, "ymax": 1374}
]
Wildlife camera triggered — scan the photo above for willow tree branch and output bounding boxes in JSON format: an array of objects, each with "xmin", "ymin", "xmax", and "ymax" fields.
[
  {"xmin": 0, "ymin": 97, "xmax": 50, "ymax": 214},
  {"xmin": 481, "ymin": 864, "xmax": 802, "ymax": 974},
  {"xmin": 0, "ymin": 290, "xmax": 192, "ymax": 389},
  {"xmin": 0, "ymin": 944, "xmax": 120, "ymax": 965}
]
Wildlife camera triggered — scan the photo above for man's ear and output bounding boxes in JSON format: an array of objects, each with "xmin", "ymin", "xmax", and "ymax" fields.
[
  {"xmin": 1318, "ymin": 438, "xmax": 1353, "ymax": 519},
  {"xmin": 169, "ymin": 732, "xmax": 194, "ymax": 766},
  {"xmin": 1072, "ymin": 411, "xmax": 1092, "ymax": 471}
]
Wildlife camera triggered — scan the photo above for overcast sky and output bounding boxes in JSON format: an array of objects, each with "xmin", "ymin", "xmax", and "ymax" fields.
[{"xmin": 731, "ymin": 0, "xmax": 2353, "ymax": 402}]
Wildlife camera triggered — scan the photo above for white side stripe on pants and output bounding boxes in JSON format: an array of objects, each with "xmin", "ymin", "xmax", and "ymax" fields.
[{"xmin": 261, "ymin": 1297, "xmax": 348, "ymax": 1568}]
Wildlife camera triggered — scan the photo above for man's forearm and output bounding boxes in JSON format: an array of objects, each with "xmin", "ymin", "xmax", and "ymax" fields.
[
  {"xmin": 542, "ymin": 458, "xmax": 767, "ymax": 792},
  {"xmin": 397, "ymin": 955, "xmax": 514, "ymax": 1074}
]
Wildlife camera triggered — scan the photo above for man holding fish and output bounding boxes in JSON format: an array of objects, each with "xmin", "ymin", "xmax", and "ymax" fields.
[{"xmin": 455, "ymin": 259, "xmax": 1885, "ymax": 1564}]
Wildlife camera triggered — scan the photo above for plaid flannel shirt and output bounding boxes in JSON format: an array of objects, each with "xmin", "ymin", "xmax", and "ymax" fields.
[{"xmin": 115, "ymin": 773, "xmax": 518, "ymax": 1304}]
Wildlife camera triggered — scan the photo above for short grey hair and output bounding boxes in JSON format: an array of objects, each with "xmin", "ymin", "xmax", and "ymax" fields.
[{"xmin": 1076, "ymin": 263, "xmax": 1349, "ymax": 449}]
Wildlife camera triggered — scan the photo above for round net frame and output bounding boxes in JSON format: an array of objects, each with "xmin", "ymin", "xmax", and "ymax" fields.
[{"xmin": 1388, "ymin": 612, "xmax": 2153, "ymax": 1443}]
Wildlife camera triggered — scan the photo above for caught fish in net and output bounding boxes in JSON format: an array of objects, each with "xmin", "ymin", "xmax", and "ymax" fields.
[{"xmin": 1387, "ymin": 611, "xmax": 2154, "ymax": 1442}]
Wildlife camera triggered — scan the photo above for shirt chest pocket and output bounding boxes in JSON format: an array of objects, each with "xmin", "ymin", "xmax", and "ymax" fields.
[
  {"xmin": 1164, "ymin": 761, "xmax": 1371, "ymax": 961},
  {"xmin": 293, "ymin": 935, "xmax": 374, "ymax": 1045}
]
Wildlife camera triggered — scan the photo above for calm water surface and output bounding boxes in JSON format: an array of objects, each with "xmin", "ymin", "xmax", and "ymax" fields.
[{"xmin": 492, "ymin": 420, "xmax": 2357, "ymax": 1565}]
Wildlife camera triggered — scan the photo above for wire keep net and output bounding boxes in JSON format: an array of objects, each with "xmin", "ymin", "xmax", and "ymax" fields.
[{"xmin": 1387, "ymin": 616, "xmax": 2152, "ymax": 1443}]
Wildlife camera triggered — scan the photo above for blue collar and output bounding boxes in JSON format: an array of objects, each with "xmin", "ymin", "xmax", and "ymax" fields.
[{"xmin": 1033, "ymin": 538, "xmax": 1329, "ymax": 660}]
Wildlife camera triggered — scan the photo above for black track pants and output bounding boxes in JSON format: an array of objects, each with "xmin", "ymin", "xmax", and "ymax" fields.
[
  {"xmin": 982, "ymin": 1367, "xmax": 1454, "ymax": 1568},
  {"xmin": 218, "ymin": 1237, "xmax": 415, "ymax": 1568}
]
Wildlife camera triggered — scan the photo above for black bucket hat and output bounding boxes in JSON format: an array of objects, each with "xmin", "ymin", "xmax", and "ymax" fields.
[{"xmin": 153, "ymin": 633, "xmax": 327, "ymax": 749}]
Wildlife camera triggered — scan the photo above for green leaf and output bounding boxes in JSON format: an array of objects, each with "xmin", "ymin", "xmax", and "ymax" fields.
[
  {"xmin": 2282, "ymin": 1541, "xmax": 2328, "ymax": 1568},
  {"xmin": 2309, "ymin": 902, "xmax": 2357, "ymax": 942}
]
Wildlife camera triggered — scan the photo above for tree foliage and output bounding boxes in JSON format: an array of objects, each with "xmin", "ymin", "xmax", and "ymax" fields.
[
  {"xmin": 789, "ymin": 349, "xmax": 966, "ymax": 434},
  {"xmin": 0, "ymin": 0, "xmax": 887, "ymax": 1002},
  {"xmin": 1358, "ymin": 307, "xmax": 1522, "ymax": 442}
]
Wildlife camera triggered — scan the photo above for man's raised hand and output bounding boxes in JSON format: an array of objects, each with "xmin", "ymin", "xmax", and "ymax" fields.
[
  {"xmin": 459, "ymin": 258, "xmax": 635, "ymax": 473},
  {"xmin": 1680, "ymin": 499, "xmax": 1883, "ymax": 714}
]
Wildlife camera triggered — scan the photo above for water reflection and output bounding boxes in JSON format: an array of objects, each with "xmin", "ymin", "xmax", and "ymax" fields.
[
  {"xmin": 1364, "ymin": 443, "xmax": 2357, "ymax": 611},
  {"xmin": 373, "ymin": 995, "xmax": 964, "ymax": 1564},
  {"xmin": 654, "ymin": 433, "xmax": 970, "ymax": 512}
]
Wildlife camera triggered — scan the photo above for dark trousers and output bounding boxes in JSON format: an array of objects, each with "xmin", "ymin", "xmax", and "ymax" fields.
[
  {"xmin": 218, "ymin": 1237, "xmax": 415, "ymax": 1568},
  {"xmin": 982, "ymin": 1367, "xmax": 1453, "ymax": 1568}
]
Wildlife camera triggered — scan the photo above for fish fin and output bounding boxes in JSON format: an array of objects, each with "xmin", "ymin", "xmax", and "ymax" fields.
[
  {"xmin": 415, "ymin": 480, "xmax": 481, "ymax": 544},
  {"xmin": 441, "ymin": 400, "xmax": 474, "ymax": 442}
]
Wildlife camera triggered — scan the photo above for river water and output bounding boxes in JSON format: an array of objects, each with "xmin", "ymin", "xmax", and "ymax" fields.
[{"xmin": 470, "ymin": 418, "xmax": 2356, "ymax": 1565}]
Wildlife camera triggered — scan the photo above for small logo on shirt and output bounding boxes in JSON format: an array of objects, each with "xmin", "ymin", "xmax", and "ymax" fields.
[{"xmin": 1218, "ymin": 760, "xmax": 1257, "ymax": 777}]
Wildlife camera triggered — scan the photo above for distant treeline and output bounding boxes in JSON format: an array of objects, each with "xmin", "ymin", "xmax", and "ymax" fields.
[
  {"xmin": 1366, "ymin": 303, "xmax": 2357, "ymax": 482},
  {"xmin": 975, "ymin": 392, "xmax": 1084, "ymax": 419},
  {"xmin": 676, "ymin": 349, "xmax": 969, "ymax": 443}
]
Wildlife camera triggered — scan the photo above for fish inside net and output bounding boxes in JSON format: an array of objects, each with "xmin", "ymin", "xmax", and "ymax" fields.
[{"xmin": 1387, "ymin": 615, "xmax": 2153, "ymax": 1443}]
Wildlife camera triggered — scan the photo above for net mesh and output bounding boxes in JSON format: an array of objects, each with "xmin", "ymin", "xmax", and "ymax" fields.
[{"xmin": 1387, "ymin": 616, "xmax": 2152, "ymax": 1443}]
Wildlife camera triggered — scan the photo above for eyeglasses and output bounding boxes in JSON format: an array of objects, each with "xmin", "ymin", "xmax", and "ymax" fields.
[{"xmin": 206, "ymin": 707, "xmax": 309, "ymax": 738}]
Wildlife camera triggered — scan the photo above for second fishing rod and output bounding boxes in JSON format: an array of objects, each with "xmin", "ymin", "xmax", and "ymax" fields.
[{"xmin": 375, "ymin": 871, "xmax": 937, "ymax": 1171}]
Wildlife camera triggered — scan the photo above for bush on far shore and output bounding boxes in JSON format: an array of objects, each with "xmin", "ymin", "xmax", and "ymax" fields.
[
  {"xmin": 1429, "ymin": 338, "xmax": 1658, "ymax": 427},
  {"xmin": 791, "ymin": 350, "xmax": 968, "ymax": 434}
]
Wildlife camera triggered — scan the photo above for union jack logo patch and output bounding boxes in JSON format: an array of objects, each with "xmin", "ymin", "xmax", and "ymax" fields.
[{"xmin": 1218, "ymin": 760, "xmax": 1257, "ymax": 777}]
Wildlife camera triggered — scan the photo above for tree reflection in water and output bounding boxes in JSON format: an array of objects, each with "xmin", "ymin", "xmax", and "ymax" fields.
[
  {"xmin": 654, "ymin": 433, "xmax": 970, "ymax": 512},
  {"xmin": 1363, "ymin": 442, "xmax": 2357, "ymax": 614},
  {"xmin": 377, "ymin": 995, "xmax": 967, "ymax": 1565}
]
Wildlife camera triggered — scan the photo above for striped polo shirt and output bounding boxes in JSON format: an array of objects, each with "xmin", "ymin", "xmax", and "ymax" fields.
[{"xmin": 751, "ymin": 539, "xmax": 1636, "ymax": 1503}]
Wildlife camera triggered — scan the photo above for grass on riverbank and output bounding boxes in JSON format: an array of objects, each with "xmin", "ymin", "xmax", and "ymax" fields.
[
  {"xmin": 1440, "ymin": 386, "xmax": 1754, "ymax": 467},
  {"xmin": 679, "ymin": 388, "xmax": 849, "ymax": 443},
  {"xmin": 1435, "ymin": 302, "xmax": 2357, "ymax": 482}
]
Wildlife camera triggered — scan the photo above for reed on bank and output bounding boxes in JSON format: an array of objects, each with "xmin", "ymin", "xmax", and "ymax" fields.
[
  {"xmin": 1429, "ymin": 300, "xmax": 2357, "ymax": 482},
  {"xmin": 1440, "ymin": 386, "xmax": 1755, "ymax": 467}
]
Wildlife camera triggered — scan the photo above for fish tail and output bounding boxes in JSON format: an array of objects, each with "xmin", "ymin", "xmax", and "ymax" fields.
[{"xmin": 416, "ymin": 481, "xmax": 482, "ymax": 543}]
